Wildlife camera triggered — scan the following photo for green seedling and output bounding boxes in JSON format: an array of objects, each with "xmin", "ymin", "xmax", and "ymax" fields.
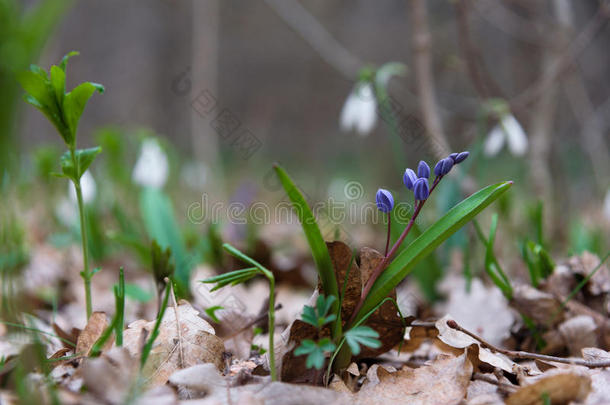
[
  {"xmin": 18, "ymin": 51, "xmax": 104, "ymax": 319},
  {"xmin": 201, "ymin": 243, "xmax": 278, "ymax": 381}
]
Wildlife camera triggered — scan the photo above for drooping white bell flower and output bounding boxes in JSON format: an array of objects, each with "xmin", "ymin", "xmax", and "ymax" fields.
[
  {"xmin": 484, "ymin": 114, "xmax": 528, "ymax": 157},
  {"xmin": 132, "ymin": 138, "xmax": 169, "ymax": 188},
  {"xmin": 340, "ymin": 82, "xmax": 377, "ymax": 136},
  {"xmin": 68, "ymin": 170, "xmax": 97, "ymax": 204}
]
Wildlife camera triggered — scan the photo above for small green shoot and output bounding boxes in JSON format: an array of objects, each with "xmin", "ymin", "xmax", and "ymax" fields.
[
  {"xmin": 301, "ymin": 295, "xmax": 337, "ymax": 328},
  {"xmin": 294, "ymin": 338, "xmax": 336, "ymax": 370},
  {"xmin": 18, "ymin": 51, "xmax": 104, "ymax": 319},
  {"xmin": 141, "ymin": 280, "xmax": 171, "ymax": 369},
  {"xmin": 473, "ymin": 215, "xmax": 513, "ymax": 299},
  {"xmin": 204, "ymin": 305, "xmax": 224, "ymax": 323},
  {"xmin": 201, "ymin": 243, "xmax": 278, "ymax": 381}
]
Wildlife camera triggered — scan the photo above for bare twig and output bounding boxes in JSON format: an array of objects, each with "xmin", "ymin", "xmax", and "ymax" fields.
[
  {"xmin": 409, "ymin": 0, "xmax": 451, "ymax": 160},
  {"xmin": 263, "ymin": 0, "xmax": 362, "ymax": 79},
  {"xmin": 447, "ymin": 319, "xmax": 610, "ymax": 368},
  {"xmin": 455, "ymin": 0, "xmax": 504, "ymax": 100},
  {"xmin": 472, "ymin": 372, "xmax": 518, "ymax": 393}
]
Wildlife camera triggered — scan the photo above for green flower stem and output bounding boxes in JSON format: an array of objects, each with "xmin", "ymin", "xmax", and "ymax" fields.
[
  {"xmin": 265, "ymin": 272, "xmax": 277, "ymax": 381},
  {"xmin": 71, "ymin": 146, "xmax": 92, "ymax": 319}
]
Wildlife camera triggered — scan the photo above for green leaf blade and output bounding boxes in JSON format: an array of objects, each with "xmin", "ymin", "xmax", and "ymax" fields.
[
  {"xmin": 63, "ymin": 82, "xmax": 103, "ymax": 138},
  {"xmin": 273, "ymin": 165, "xmax": 339, "ymax": 321},
  {"xmin": 355, "ymin": 181, "xmax": 512, "ymax": 323}
]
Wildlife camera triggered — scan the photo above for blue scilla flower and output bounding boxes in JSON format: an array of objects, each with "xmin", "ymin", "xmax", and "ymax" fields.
[
  {"xmin": 376, "ymin": 188, "xmax": 394, "ymax": 213},
  {"xmin": 413, "ymin": 178, "xmax": 430, "ymax": 200},
  {"xmin": 417, "ymin": 160, "xmax": 430, "ymax": 179},
  {"xmin": 403, "ymin": 168, "xmax": 418, "ymax": 190},
  {"xmin": 434, "ymin": 157, "xmax": 454, "ymax": 177},
  {"xmin": 449, "ymin": 151, "xmax": 469, "ymax": 164}
]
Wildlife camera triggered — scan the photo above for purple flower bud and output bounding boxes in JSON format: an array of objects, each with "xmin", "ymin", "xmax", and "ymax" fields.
[
  {"xmin": 376, "ymin": 188, "xmax": 394, "ymax": 213},
  {"xmin": 449, "ymin": 152, "xmax": 458, "ymax": 161},
  {"xmin": 434, "ymin": 157, "xmax": 454, "ymax": 176},
  {"xmin": 417, "ymin": 160, "xmax": 430, "ymax": 179},
  {"xmin": 454, "ymin": 151, "xmax": 469, "ymax": 163},
  {"xmin": 403, "ymin": 168, "xmax": 417, "ymax": 190},
  {"xmin": 413, "ymin": 178, "xmax": 430, "ymax": 200}
]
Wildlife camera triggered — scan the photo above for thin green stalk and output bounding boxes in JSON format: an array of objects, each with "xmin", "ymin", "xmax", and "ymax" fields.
[
  {"xmin": 267, "ymin": 274, "xmax": 277, "ymax": 381},
  {"xmin": 221, "ymin": 243, "xmax": 277, "ymax": 381},
  {"xmin": 71, "ymin": 146, "xmax": 92, "ymax": 319},
  {"xmin": 141, "ymin": 281, "xmax": 171, "ymax": 369},
  {"xmin": 115, "ymin": 267, "xmax": 125, "ymax": 346}
]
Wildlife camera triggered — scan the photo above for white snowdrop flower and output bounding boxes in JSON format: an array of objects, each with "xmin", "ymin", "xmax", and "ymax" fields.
[
  {"xmin": 132, "ymin": 138, "xmax": 169, "ymax": 188},
  {"xmin": 68, "ymin": 170, "xmax": 97, "ymax": 204},
  {"xmin": 484, "ymin": 114, "xmax": 528, "ymax": 157},
  {"xmin": 340, "ymin": 82, "xmax": 377, "ymax": 136}
]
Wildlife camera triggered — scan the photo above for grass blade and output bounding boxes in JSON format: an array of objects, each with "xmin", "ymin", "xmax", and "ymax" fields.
[{"xmin": 273, "ymin": 165, "xmax": 340, "ymax": 336}]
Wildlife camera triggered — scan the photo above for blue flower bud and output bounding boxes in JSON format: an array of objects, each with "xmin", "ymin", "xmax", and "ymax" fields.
[
  {"xmin": 403, "ymin": 168, "xmax": 417, "ymax": 190},
  {"xmin": 413, "ymin": 178, "xmax": 430, "ymax": 200},
  {"xmin": 454, "ymin": 151, "xmax": 469, "ymax": 163},
  {"xmin": 417, "ymin": 160, "xmax": 430, "ymax": 179},
  {"xmin": 376, "ymin": 188, "xmax": 394, "ymax": 213},
  {"xmin": 449, "ymin": 152, "xmax": 458, "ymax": 161},
  {"xmin": 434, "ymin": 157, "xmax": 454, "ymax": 176}
]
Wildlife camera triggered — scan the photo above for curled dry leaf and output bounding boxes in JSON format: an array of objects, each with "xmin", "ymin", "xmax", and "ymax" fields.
[
  {"xmin": 356, "ymin": 352, "xmax": 473, "ymax": 405},
  {"xmin": 80, "ymin": 347, "xmax": 138, "ymax": 404},
  {"xmin": 123, "ymin": 301, "xmax": 225, "ymax": 387},
  {"xmin": 511, "ymin": 283, "xmax": 563, "ymax": 326},
  {"xmin": 435, "ymin": 315, "xmax": 518, "ymax": 373},
  {"xmin": 75, "ymin": 312, "xmax": 109, "ymax": 357},
  {"xmin": 568, "ymin": 252, "xmax": 610, "ymax": 296},
  {"xmin": 506, "ymin": 371, "xmax": 591, "ymax": 405},
  {"xmin": 558, "ymin": 315, "xmax": 598, "ymax": 356}
]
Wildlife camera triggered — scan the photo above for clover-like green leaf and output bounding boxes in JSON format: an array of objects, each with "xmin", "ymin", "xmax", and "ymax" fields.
[
  {"xmin": 344, "ymin": 326, "xmax": 381, "ymax": 355},
  {"xmin": 294, "ymin": 338, "xmax": 336, "ymax": 370}
]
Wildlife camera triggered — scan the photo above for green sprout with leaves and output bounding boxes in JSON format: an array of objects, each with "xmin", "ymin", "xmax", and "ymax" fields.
[
  {"xmin": 201, "ymin": 243, "xmax": 278, "ymax": 381},
  {"xmin": 18, "ymin": 51, "xmax": 104, "ymax": 319}
]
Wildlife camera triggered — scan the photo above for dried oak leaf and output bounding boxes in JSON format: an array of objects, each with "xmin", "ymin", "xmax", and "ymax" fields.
[
  {"xmin": 435, "ymin": 315, "xmax": 518, "ymax": 373},
  {"xmin": 356, "ymin": 352, "xmax": 473, "ymax": 405},
  {"xmin": 510, "ymin": 283, "xmax": 563, "ymax": 326},
  {"xmin": 123, "ymin": 301, "xmax": 224, "ymax": 387},
  {"xmin": 281, "ymin": 242, "xmax": 404, "ymax": 382},
  {"xmin": 75, "ymin": 312, "xmax": 109, "ymax": 357},
  {"xmin": 506, "ymin": 371, "xmax": 591, "ymax": 405}
]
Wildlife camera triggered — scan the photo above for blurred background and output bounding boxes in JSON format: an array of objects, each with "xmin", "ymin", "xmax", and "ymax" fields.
[{"xmin": 1, "ymin": 0, "xmax": 609, "ymax": 310}]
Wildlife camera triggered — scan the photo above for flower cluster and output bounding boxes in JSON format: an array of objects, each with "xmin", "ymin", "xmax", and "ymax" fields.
[{"xmin": 375, "ymin": 151, "xmax": 470, "ymax": 213}]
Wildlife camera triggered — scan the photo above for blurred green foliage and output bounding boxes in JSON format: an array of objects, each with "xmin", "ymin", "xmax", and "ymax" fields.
[{"xmin": 0, "ymin": 0, "xmax": 72, "ymax": 174}]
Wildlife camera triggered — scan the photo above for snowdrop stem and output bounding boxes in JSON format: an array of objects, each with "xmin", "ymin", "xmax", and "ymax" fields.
[{"xmin": 71, "ymin": 146, "xmax": 93, "ymax": 320}]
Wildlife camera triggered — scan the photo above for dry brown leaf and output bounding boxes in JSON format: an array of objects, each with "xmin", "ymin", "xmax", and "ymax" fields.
[
  {"xmin": 506, "ymin": 372, "xmax": 591, "ymax": 405},
  {"xmin": 80, "ymin": 347, "xmax": 138, "ymax": 404},
  {"xmin": 511, "ymin": 283, "xmax": 563, "ymax": 326},
  {"xmin": 75, "ymin": 312, "xmax": 109, "ymax": 357},
  {"xmin": 356, "ymin": 352, "xmax": 473, "ymax": 405},
  {"xmin": 558, "ymin": 315, "xmax": 598, "ymax": 356},
  {"xmin": 171, "ymin": 363, "xmax": 351, "ymax": 404},
  {"xmin": 569, "ymin": 252, "xmax": 610, "ymax": 295},
  {"xmin": 435, "ymin": 315, "xmax": 518, "ymax": 373},
  {"xmin": 123, "ymin": 301, "xmax": 224, "ymax": 387}
]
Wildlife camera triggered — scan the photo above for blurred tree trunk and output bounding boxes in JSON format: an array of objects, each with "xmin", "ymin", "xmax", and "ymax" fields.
[{"xmin": 191, "ymin": 0, "xmax": 221, "ymax": 187}]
